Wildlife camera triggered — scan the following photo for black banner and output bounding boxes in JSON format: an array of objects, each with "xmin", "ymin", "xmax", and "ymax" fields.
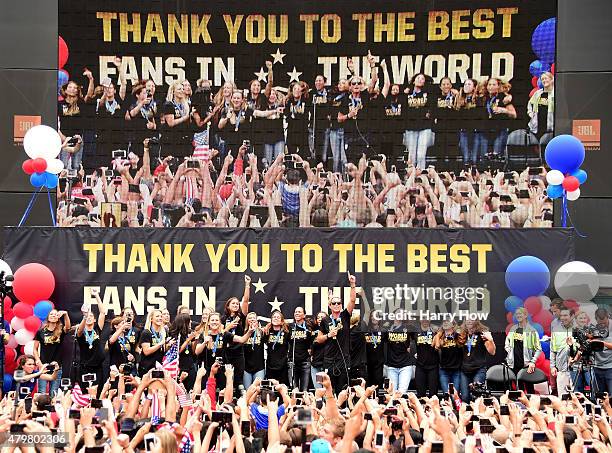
[{"xmin": 2, "ymin": 228, "xmax": 574, "ymax": 332}]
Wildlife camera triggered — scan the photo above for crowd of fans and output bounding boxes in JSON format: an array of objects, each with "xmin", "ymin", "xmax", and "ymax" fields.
[{"xmin": 55, "ymin": 56, "xmax": 554, "ymax": 228}]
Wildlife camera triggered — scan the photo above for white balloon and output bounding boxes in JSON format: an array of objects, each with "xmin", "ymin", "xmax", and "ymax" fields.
[
  {"xmin": 24, "ymin": 340, "xmax": 36, "ymax": 355},
  {"xmin": 15, "ymin": 328, "xmax": 35, "ymax": 346},
  {"xmin": 46, "ymin": 158, "xmax": 65, "ymax": 175},
  {"xmin": 539, "ymin": 295, "xmax": 551, "ymax": 311},
  {"xmin": 23, "ymin": 125, "xmax": 62, "ymax": 160},
  {"xmin": 546, "ymin": 170, "xmax": 564, "ymax": 186},
  {"xmin": 554, "ymin": 261, "xmax": 599, "ymax": 301},
  {"xmin": 10, "ymin": 317, "xmax": 25, "ymax": 332},
  {"xmin": 6, "ymin": 335, "xmax": 18, "ymax": 349},
  {"xmin": 567, "ymin": 188, "xmax": 581, "ymax": 201},
  {"xmin": 0, "ymin": 259, "xmax": 12, "ymax": 286}
]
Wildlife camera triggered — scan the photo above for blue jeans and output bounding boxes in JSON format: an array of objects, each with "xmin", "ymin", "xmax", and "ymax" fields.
[
  {"xmin": 329, "ymin": 129, "xmax": 346, "ymax": 173},
  {"xmin": 309, "ymin": 127, "xmax": 330, "ymax": 162},
  {"xmin": 387, "ymin": 365, "xmax": 415, "ymax": 393},
  {"xmin": 311, "ymin": 366, "xmax": 323, "ymax": 389},
  {"xmin": 264, "ymin": 140, "xmax": 285, "ymax": 166},
  {"xmin": 482, "ymin": 128, "xmax": 509, "ymax": 158},
  {"xmin": 460, "ymin": 367, "xmax": 487, "ymax": 402},
  {"xmin": 439, "ymin": 368, "xmax": 461, "ymax": 394},
  {"xmin": 38, "ymin": 369, "xmax": 62, "ymax": 396},
  {"xmin": 594, "ymin": 367, "xmax": 612, "ymax": 394},
  {"xmin": 60, "ymin": 149, "xmax": 82, "ymax": 171},
  {"xmin": 404, "ymin": 129, "xmax": 434, "ymax": 168},
  {"xmin": 243, "ymin": 369, "xmax": 265, "ymax": 389},
  {"xmin": 459, "ymin": 130, "xmax": 478, "ymax": 164}
]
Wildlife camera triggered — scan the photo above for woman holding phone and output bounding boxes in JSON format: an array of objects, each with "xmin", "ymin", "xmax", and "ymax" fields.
[
  {"xmin": 168, "ymin": 312, "xmax": 199, "ymax": 391},
  {"xmin": 459, "ymin": 319, "xmax": 496, "ymax": 402},
  {"xmin": 33, "ymin": 309, "xmax": 71, "ymax": 395},
  {"xmin": 13, "ymin": 355, "xmax": 60, "ymax": 397},
  {"xmin": 263, "ymin": 310, "xmax": 291, "ymax": 385},
  {"xmin": 139, "ymin": 309, "xmax": 174, "ymax": 376},
  {"xmin": 76, "ymin": 289, "xmax": 107, "ymax": 390},
  {"xmin": 243, "ymin": 311, "xmax": 266, "ymax": 388}
]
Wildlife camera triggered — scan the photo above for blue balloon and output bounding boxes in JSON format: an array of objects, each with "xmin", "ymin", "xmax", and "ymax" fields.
[
  {"xmin": 537, "ymin": 78, "xmax": 544, "ymax": 89},
  {"xmin": 30, "ymin": 172, "xmax": 46, "ymax": 188},
  {"xmin": 546, "ymin": 184, "xmax": 563, "ymax": 199},
  {"xmin": 44, "ymin": 172, "xmax": 59, "ymax": 189},
  {"xmin": 505, "ymin": 256, "xmax": 550, "ymax": 300},
  {"xmin": 531, "ymin": 18, "xmax": 556, "ymax": 65},
  {"xmin": 504, "ymin": 296, "xmax": 523, "ymax": 313},
  {"xmin": 533, "ymin": 323, "xmax": 544, "ymax": 338},
  {"xmin": 571, "ymin": 169, "xmax": 588, "ymax": 185},
  {"xmin": 541, "ymin": 341, "xmax": 550, "ymax": 359},
  {"xmin": 57, "ymin": 70, "xmax": 69, "ymax": 89},
  {"xmin": 34, "ymin": 300, "xmax": 54, "ymax": 321},
  {"xmin": 545, "ymin": 134, "xmax": 585, "ymax": 174},
  {"xmin": 3, "ymin": 374, "xmax": 13, "ymax": 393},
  {"xmin": 529, "ymin": 60, "xmax": 549, "ymax": 78}
]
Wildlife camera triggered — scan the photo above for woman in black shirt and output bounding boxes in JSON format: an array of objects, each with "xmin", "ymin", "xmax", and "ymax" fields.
[
  {"xmin": 161, "ymin": 80, "xmax": 192, "ymax": 158},
  {"xmin": 33, "ymin": 308, "xmax": 71, "ymax": 396},
  {"xmin": 218, "ymin": 91, "xmax": 254, "ymax": 159},
  {"xmin": 243, "ymin": 311, "xmax": 265, "ymax": 388},
  {"xmin": 76, "ymin": 289, "xmax": 106, "ymax": 390},
  {"xmin": 403, "ymin": 73, "xmax": 435, "ymax": 169},
  {"xmin": 455, "ymin": 78, "xmax": 481, "ymax": 164},
  {"xmin": 433, "ymin": 320, "xmax": 463, "ymax": 394},
  {"xmin": 255, "ymin": 89, "xmax": 286, "ymax": 166},
  {"xmin": 139, "ymin": 309, "xmax": 173, "ymax": 376},
  {"xmin": 106, "ymin": 317, "xmax": 138, "ymax": 372},
  {"xmin": 284, "ymin": 81, "xmax": 310, "ymax": 159},
  {"xmin": 432, "ymin": 77, "xmax": 458, "ymax": 160},
  {"xmin": 365, "ymin": 312, "xmax": 386, "ymax": 387},
  {"xmin": 414, "ymin": 319, "xmax": 439, "ymax": 397},
  {"xmin": 380, "ymin": 62, "xmax": 406, "ymax": 165},
  {"xmin": 168, "ymin": 313, "xmax": 199, "ymax": 391},
  {"xmin": 221, "ymin": 275, "xmax": 251, "ymax": 390},
  {"xmin": 481, "ymin": 78, "xmax": 517, "ymax": 159},
  {"xmin": 289, "ymin": 306, "xmax": 313, "ymax": 391},
  {"xmin": 263, "ymin": 310, "xmax": 291, "ymax": 385},
  {"xmin": 459, "ymin": 319, "xmax": 496, "ymax": 402},
  {"xmin": 349, "ymin": 314, "xmax": 368, "ymax": 382},
  {"xmin": 385, "ymin": 316, "xmax": 414, "ymax": 393},
  {"xmin": 310, "ymin": 312, "xmax": 327, "ymax": 389},
  {"xmin": 125, "ymin": 83, "xmax": 158, "ymax": 159}
]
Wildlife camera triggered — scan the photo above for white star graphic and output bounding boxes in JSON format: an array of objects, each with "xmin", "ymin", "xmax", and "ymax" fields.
[
  {"xmin": 270, "ymin": 48, "xmax": 286, "ymax": 65},
  {"xmin": 253, "ymin": 278, "xmax": 268, "ymax": 294},
  {"xmin": 287, "ymin": 66, "xmax": 302, "ymax": 83},
  {"xmin": 268, "ymin": 296, "xmax": 284, "ymax": 312},
  {"xmin": 254, "ymin": 67, "xmax": 267, "ymax": 83}
]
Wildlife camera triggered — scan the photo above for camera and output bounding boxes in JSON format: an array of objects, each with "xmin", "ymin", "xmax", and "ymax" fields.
[
  {"xmin": 574, "ymin": 324, "xmax": 608, "ymax": 362},
  {"xmin": 469, "ymin": 382, "xmax": 491, "ymax": 398}
]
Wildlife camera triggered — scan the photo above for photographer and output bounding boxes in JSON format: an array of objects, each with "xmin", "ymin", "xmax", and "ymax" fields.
[
  {"xmin": 592, "ymin": 308, "xmax": 612, "ymax": 393},
  {"xmin": 13, "ymin": 354, "xmax": 60, "ymax": 396}
]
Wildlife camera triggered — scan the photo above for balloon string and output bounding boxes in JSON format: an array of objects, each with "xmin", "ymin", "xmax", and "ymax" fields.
[
  {"xmin": 18, "ymin": 187, "xmax": 43, "ymax": 227},
  {"xmin": 561, "ymin": 193, "xmax": 567, "ymax": 228},
  {"xmin": 564, "ymin": 201, "xmax": 587, "ymax": 238},
  {"xmin": 46, "ymin": 187, "xmax": 56, "ymax": 227}
]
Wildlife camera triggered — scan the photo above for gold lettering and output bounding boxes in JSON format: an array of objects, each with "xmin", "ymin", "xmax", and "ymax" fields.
[
  {"xmin": 321, "ymin": 14, "xmax": 341, "ymax": 43},
  {"xmin": 497, "ymin": 7, "xmax": 518, "ymax": 37},
  {"xmin": 428, "ymin": 11, "xmax": 449, "ymax": 41},
  {"xmin": 96, "ymin": 12, "xmax": 117, "ymax": 42},
  {"xmin": 407, "ymin": 244, "xmax": 428, "ymax": 272},
  {"xmin": 268, "ymin": 15, "xmax": 289, "ymax": 43},
  {"xmin": 83, "ymin": 244, "xmax": 103, "ymax": 272},
  {"xmin": 174, "ymin": 244, "xmax": 194, "ymax": 272},
  {"xmin": 472, "ymin": 244, "xmax": 493, "ymax": 272},
  {"xmin": 334, "ymin": 244, "xmax": 353, "ymax": 273},
  {"xmin": 104, "ymin": 244, "xmax": 126, "ymax": 272},
  {"xmin": 205, "ymin": 244, "xmax": 225, "ymax": 273},
  {"xmin": 150, "ymin": 244, "xmax": 172, "ymax": 273},
  {"xmin": 281, "ymin": 244, "xmax": 300, "ymax": 272},
  {"xmin": 119, "ymin": 13, "xmax": 141, "ymax": 43},
  {"xmin": 397, "ymin": 12, "xmax": 416, "ymax": 42},
  {"xmin": 250, "ymin": 244, "xmax": 270, "ymax": 273},
  {"xmin": 303, "ymin": 244, "xmax": 323, "ymax": 272},
  {"xmin": 449, "ymin": 244, "xmax": 470, "ymax": 273},
  {"xmin": 374, "ymin": 13, "xmax": 395, "ymax": 42},
  {"xmin": 246, "ymin": 15, "xmax": 266, "ymax": 44},
  {"xmin": 430, "ymin": 244, "xmax": 447, "ymax": 272},
  {"xmin": 352, "ymin": 13, "xmax": 372, "ymax": 43},
  {"xmin": 451, "ymin": 10, "xmax": 470, "ymax": 40},
  {"xmin": 168, "ymin": 14, "xmax": 189, "ymax": 44},
  {"xmin": 223, "ymin": 15, "xmax": 244, "ymax": 44},
  {"xmin": 191, "ymin": 14, "xmax": 212, "ymax": 44},
  {"xmin": 300, "ymin": 14, "xmax": 319, "ymax": 44},
  {"xmin": 127, "ymin": 244, "xmax": 148, "ymax": 272},
  {"xmin": 472, "ymin": 9, "xmax": 494, "ymax": 39},
  {"xmin": 143, "ymin": 13, "xmax": 165, "ymax": 43}
]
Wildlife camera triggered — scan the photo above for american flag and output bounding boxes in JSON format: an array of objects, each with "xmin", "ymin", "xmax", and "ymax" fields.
[
  {"xmin": 71, "ymin": 383, "xmax": 91, "ymax": 407},
  {"xmin": 184, "ymin": 178, "xmax": 196, "ymax": 205},
  {"xmin": 193, "ymin": 145, "xmax": 211, "ymax": 162},
  {"xmin": 162, "ymin": 336, "xmax": 180, "ymax": 379},
  {"xmin": 176, "ymin": 383, "xmax": 192, "ymax": 408}
]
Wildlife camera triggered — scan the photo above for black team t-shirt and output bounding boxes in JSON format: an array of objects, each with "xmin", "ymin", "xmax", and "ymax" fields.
[
  {"xmin": 264, "ymin": 328, "xmax": 291, "ymax": 370},
  {"xmin": 461, "ymin": 331, "xmax": 489, "ymax": 373},
  {"xmin": 386, "ymin": 328, "xmax": 412, "ymax": 368},
  {"xmin": 319, "ymin": 309, "xmax": 351, "ymax": 368},
  {"xmin": 439, "ymin": 332, "xmax": 463, "ymax": 370},
  {"xmin": 350, "ymin": 322, "xmax": 368, "ymax": 369},
  {"xmin": 415, "ymin": 329, "xmax": 439, "ymax": 369},
  {"xmin": 512, "ymin": 328, "xmax": 525, "ymax": 371},
  {"xmin": 311, "ymin": 334, "xmax": 326, "ymax": 368},
  {"xmin": 222, "ymin": 313, "xmax": 246, "ymax": 361},
  {"xmin": 138, "ymin": 328, "xmax": 166, "ymax": 372},
  {"xmin": 34, "ymin": 327, "xmax": 66, "ymax": 364},
  {"xmin": 108, "ymin": 329, "xmax": 141, "ymax": 368},
  {"xmin": 289, "ymin": 323, "xmax": 313, "ymax": 364},
  {"xmin": 77, "ymin": 326, "xmax": 105, "ymax": 367},
  {"xmin": 244, "ymin": 327, "xmax": 265, "ymax": 373},
  {"xmin": 537, "ymin": 92, "xmax": 549, "ymax": 135},
  {"xmin": 199, "ymin": 331, "xmax": 235, "ymax": 371},
  {"xmin": 365, "ymin": 331, "xmax": 385, "ymax": 367}
]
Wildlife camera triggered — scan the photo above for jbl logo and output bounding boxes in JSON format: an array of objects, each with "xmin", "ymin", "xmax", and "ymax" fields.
[
  {"xmin": 572, "ymin": 119, "xmax": 601, "ymax": 151},
  {"xmin": 13, "ymin": 115, "xmax": 42, "ymax": 144}
]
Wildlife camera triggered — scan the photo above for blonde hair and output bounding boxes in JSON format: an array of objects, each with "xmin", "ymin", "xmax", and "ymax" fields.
[
  {"xmin": 155, "ymin": 429, "xmax": 178, "ymax": 453},
  {"xmin": 214, "ymin": 81, "xmax": 237, "ymax": 106},
  {"xmin": 166, "ymin": 81, "xmax": 189, "ymax": 114}
]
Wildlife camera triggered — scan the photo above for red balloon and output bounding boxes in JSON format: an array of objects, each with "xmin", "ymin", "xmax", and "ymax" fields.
[
  {"xmin": 533, "ymin": 309, "xmax": 554, "ymax": 329},
  {"xmin": 536, "ymin": 353, "xmax": 545, "ymax": 367},
  {"xmin": 565, "ymin": 299, "xmax": 580, "ymax": 310},
  {"xmin": 13, "ymin": 302, "xmax": 33, "ymax": 319},
  {"xmin": 506, "ymin": 312, "xmax": 514, "ymax": 324},
  {"xmin": 529, "ymin": 88, "xmax": 538, "ymax": 98},
  {"xmin": 3, "ymin": 296, "xmax": 12, "ymax": 311},
  {"xmin": 22, "ymin": 160, "xmax": 35, "ymax": 175},
  {"xmin": 505, "ymin": 324, "xmax": 513, "ymax": 335},
  {"xmin": 32, "ymin": 158, "xmax": 47, "ymax": 173},
  {"xmin": 4, "ymin": 347, "xmax": 16, "ymax": 369},
  {"xmin": 4, "ymin": 309, "xmax": 14, "ymax": 322},
  {"xmin": 531, "ymin": 76, "xmax": 539, "ymax": 88},
  {"xmin": 562, "ymin": 176, "xmax": 580, "ymax": 192},
  {"xmin": 24, "ymin": 315, "xmax": 41, "ymax": 332},
  {"xmin": 12, "ymin": 263, "xmax": 55, "ymax": 305},
  {"xmin": 59, "ymin": 36, "xmax": 69, "ymax": 68},
  {"xmin": 524, "ymin": 296, "xmax": 543, "ymax": 315},
  {"xmin": 4, "ymin": 349, "xmax": 17, "ymax": 373},
  {"xmin": 551, "ymin": 63, "xmax": 555, "ymax": 74}
]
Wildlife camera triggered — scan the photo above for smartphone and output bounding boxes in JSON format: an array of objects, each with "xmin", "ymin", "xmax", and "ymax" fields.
[
  {"xmin": 69, "ymin": 409, "xmax": 81, "ymax": 419},
  {"xmin": 112, "ymin": 150, "xmax": 127, "ymax": 159},
  {"xmin": 67, "ymin": 169, "xmax": 78, "ymax": 178},
  {"xmin": 105, "ymin": 169, "xmax": 114, "ymax": 178},
  {"xmin": 594, "ymin": 405, "xmax": 602, "ymax": 416},
  {"xmin": 128, "ymin": 184, "xmax": 140, "ymax": 193},
  {"xmin": 448, "ymin": 383, "xmax": 455, "ymax": 394},
  {"xmin": 565, "ymin": 415, "xmax": 575, "ymax": 424},
  {"xmin": 10, "ymin": 424, "xmax": 26, "ymax": 433},
  {"xmin": 383, "ymin": 407, "xmax": 398, "ymax": 416},
  {"xmin": 561, "ymin": 393, "xmax": 571, "ymax": 401},
  {"xmin": 316, "ymin": 373, "xmax": 325, "ymax": 384},
  {"xmin": 186, "ymin": 160, "xmax": 200, "ymax": 169},
  {"xmin": 151, "ymin": 370, "xmax": 164, "ymax": 379},
  {"xmin": 19, "ymin": 387, "xmax": 31, "ymax": 397},
  {"xmin": 90, "ymin": 398, "xmax": 103, "ymax": 409},
  {"xmin": 532, "ymin": 431, "xmax": 547, "ymax": 443},
  {"xmin": 386, "ymin": 208, "xmax": 396, "ymax": 216},
  {"xmin": 144, "ymin": 433, "xmax": 157, "ymax": 452},
  {"xmin": 82, "ymin": 373, "xmax": 96, "ymax": 383},
  {"xmin": 374, "ymin": 431, "xmax": 384, "ymax": 448},
  {"xmin": 528, "ymin": 167, "xmax": 543, "ymax": 175},
  {"xmin": 296, "ymin": 408, "xmax": 313, "ymax": 424},
  {"xmin": 61, "ymin": 378, "xmax": 71, "ymax": 387},
  {"xmin": 500, "ymin": 405, "xmax": 510, "ymax": 416},
  {"xmin": 241, "ymin": 420, "xmax": 250, "ymax": 436},
  {"xmin": 73, "ymin": 197, "xmax": 88, "ymax": 205},
  {"xmin": 585, "ymin": 404, "xmax": 592, "ymax": 415},
  {"xmin": 364, "ymin": 412, "xmax": 373, "ymax": 421},
  {"xmin": 383, "ymin": 377, "xmax": 390, "ymax": 388},
  {"xmin": 480, "ymin": 424, "xmax": 495, "ymax": 434},
  {"xmin": 431, "ymin": 442, "xmax": 443, "ymax": 453},
  {"xmin": 350, "ymin": 379, "xmax": 362, "ymax": 387}
]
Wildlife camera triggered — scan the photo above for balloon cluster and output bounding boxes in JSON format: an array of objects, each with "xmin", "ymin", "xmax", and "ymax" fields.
[
  {"xmin": 544, "ymin": 135, "xmax": 586, "ymax": 201},
  {"xmin": 504, "ymin": 256, "xmax": 553, "ymax": 377},
  {"xmin": 21, "ymin": 125, "xmax": 64, "ymax": 188},
  {"xmin": 529, "ymin": 18, "xmax": 556, "ymax": 97},
  {"xmin": 1, "ymin": 261, "xmax": 56, "ymax": 377},
  {"xmin": 58, "ymin": 36, "xmax": 70, "ymax": 99}
]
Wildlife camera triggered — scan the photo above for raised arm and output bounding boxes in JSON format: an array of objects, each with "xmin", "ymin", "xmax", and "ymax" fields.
[{"xmin": 347, "ymin": 274, "xmax": 357, "ymax": 314}]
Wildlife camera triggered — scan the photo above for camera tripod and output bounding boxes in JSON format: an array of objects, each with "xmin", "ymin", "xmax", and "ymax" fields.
[{"xmin": 570, "ymin": 358, "xmax": 599, "ymax": 400}]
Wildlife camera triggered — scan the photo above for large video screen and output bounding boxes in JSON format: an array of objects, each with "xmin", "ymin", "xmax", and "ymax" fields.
[{"xmin": 57, "ymin": 0, "xmax": 557, "ymax": 228}]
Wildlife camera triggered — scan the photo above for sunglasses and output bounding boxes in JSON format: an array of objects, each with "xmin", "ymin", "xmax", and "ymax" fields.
[
  {"xmin": 330, "ymin": 300, "xmax": 342, "ymax": 306},
  {"xmin": 350, "ymin": 80, "xmax": 363, "ymax": 86}
]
